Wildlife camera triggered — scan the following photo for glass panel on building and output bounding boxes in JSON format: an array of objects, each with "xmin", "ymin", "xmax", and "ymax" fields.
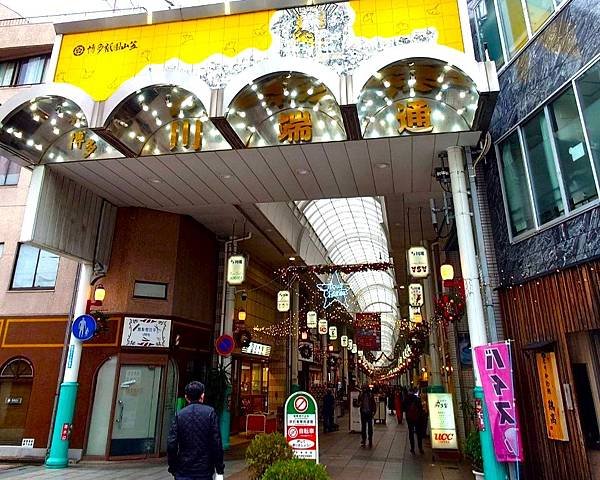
[
  {"xmin": 475, "ymin": 0, "xmax": 505, "ymax": 67},
  {"xmin": 522, "ymin": 111, "xmax": 564, "ymax": 224},
  {"xmin": 133, "ymin": 281, "xmax": 168, "ymax": 299},
  {"xmin": 11, "ymin": 244, "xmax": 59, "ymax": 289},
  {"xmin": 0, "ymin": 61, "xmax": 15, "ymax": 86},
  {"xmin": 499, "ymin": 131, "xmax": 535, "ymax": 236},
  {"xmin": 524, "ymin": 0, "xmax": 554, "ymax": 33},
  {"xmin": 15, "ymin": 55, "xmax": 47, "ymax": 85},
  {"xmin": 576, "ymin": 61, "xmax": 600, "ymax": 181},
  {"xmin": 548, "ymin": 87, "xmax": 598, "ymax": 210},
  {"xmin": 497, "ymin": 0, "xmax": 529, "ymax": 55},
  {"xmin": 0, "ymin": 156, "xmax": 20, "ymax": 186}
]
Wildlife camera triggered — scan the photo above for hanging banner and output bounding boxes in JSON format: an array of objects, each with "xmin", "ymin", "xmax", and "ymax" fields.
[
  {"xmin": 318, "ymin": 319, "xmax": 328, "ymax": 335},
  {"xmin": 355, "ymin": 313, "xmax": 381, "ymax": 350},
  {"xmin": 328, "ymin": 326, "xmax": 338, "ymax": 340},
  {"xmin": 428, "ymin": 393, "xmax": 458, "ymax": 449},
  {"xmin": 226, "ymin": 255, "xmax": 246, "ymax": 285},
  {"xmin": 536, "ymin": 352, "xmax": 569, "ymax": 441},
  {"xmin": 407, "ymin": 246, "xmax": 429, "ymax": 278},
  {"xmin": 307, "ymin": 311, "xmax": 318, "ymax": 329},
  {"xmin": 473, "ymin": 342, "xmax": 523, "ymax": 462},
  {"xmin": 277, "ymin": 290, "xmax": 290, "ymax": 312},
  {"xmin": 341, "ymin": 335, "xmax": 348, "ymax": 347},
  {"xmin": 408, "ymin": 283, "xmax": 424, "ymax": 307},
  {"xmin": 285, "ymin": 392, "xmax": 319, "ymax": 462}
]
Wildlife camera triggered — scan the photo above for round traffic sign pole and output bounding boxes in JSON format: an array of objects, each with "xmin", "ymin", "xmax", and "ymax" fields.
[{"xmin": 215, "ymin": 334, "xmax": 235, "ymax": 356}]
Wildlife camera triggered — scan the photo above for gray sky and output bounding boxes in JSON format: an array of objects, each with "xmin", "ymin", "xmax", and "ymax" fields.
[{"xmin": 0, "ymin": 0, "xmax": 209, "ymax": 18}]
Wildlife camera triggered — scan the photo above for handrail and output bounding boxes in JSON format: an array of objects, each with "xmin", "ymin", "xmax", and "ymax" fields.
[{"xmin": 0, "ymin": 7, "xmax": 146, "ymax": 27}]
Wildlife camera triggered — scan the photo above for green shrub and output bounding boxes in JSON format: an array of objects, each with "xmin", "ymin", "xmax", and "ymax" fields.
[
  {"xmin": 465, "ymin": 430, "xmax": 483, "ymax": 472},
  {"xmin": 245, "ymin": 433, "xmax": 294, "ymax": 480},
  {"xmin": 262, "ymin": 459, "xmax": 330, "ymax": 480}
]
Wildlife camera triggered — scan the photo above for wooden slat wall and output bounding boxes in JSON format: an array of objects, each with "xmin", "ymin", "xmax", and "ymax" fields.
[{"xmin": 499, "ymin": 261, "xmax": 600, "ymax": 479}]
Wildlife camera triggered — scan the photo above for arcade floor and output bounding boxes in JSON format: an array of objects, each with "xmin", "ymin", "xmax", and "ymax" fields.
[{"xmin": 0, "ymin": 417, "xmax": 472, "ymax": 479}]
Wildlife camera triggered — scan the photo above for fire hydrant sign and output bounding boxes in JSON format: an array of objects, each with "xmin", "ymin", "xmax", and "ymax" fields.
[
  {"xmin": 428, "ymin": 393, "xmax": 458, "ymax": 449},
  {"xmin": 285, "ymin": 392, "xmax": 319, "ymax": 462}
]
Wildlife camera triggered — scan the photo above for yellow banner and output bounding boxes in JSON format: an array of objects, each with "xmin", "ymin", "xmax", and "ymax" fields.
[
  {"xmin": 55, "ymin": 0, "xmax": 464, "ymax": 101},
  {"xmin": 536, "ymin": 352, "xmax": 569, "ymax": 441}
]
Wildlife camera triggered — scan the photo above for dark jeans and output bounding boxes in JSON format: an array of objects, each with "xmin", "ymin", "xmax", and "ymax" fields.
[
  {"xmin": 360, "ymin": 412, "xmax": 373, "ymax": 444},
  {"xmin": 407, "ymin": 420, "xmax": 423, "ymax": 452}
]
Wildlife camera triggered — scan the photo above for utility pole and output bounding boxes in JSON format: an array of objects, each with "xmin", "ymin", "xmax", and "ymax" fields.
[
  {"xmin": 447, "ymin": 146, "xmax": 507, "ymax": 480},
  {"xmin": 46, "ymin": 263, "xmax": 92, "ymax": 468}
]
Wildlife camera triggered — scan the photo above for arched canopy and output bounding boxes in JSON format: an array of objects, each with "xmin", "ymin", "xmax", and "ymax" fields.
[
  {"xmin": 300, "ymin": 197, "xmax": 398, "ymax": 355},
  {"xmin": 226, "ymin": 71, "xmax": 346, "ymax": 147},
  {"xmin": 358, "ymin": 58, "xmax": 480, "ymax": 138},
  {"xmin": 0, "ymin": 95, "xmax": 118, "ymax": 165},
  {"xmin": 104, "ymin": 84, "xmax": 230, "ymax": 155}
]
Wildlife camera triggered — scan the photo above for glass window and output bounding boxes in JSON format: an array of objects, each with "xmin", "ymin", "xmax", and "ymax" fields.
[
  {"xmin": 547, "ymin": 87, "xmax": 598, "ymax": 210},
  {"xmin": 0, "ymin": 243, "xmax": 4, "ymax": 258},
  {"xmin": 0, "ymin": 156, "xmax": 20, "ymax": 186},
  {"xmin": 16, "ymin": 55, "xmax": 46, "ymax": 85},
  {"xmin": 576, "ymin": 62, "xmax": 600, "ymax": 178},
  {"xmin": 11, "ymin": 244, "xmax": 59, "ymax": 289},
  {"xmin": 475, "ymin": 0, "xmax": 505, "ymax": 67},
  {"xmin": 497, "ymin": 0, "xmax": 529, "ymax": 55},
  {"xmin": 133, "ymin": 281, "xmax": 168, "ymax": 299},
  {"xmin": 522, "ymin": 111, "xmax": 564, "ymax": 223},
  {"xmin": 0, "ymin": 61, "xmax": 15, "ymax": 86},
  {"xmin": 524, "ymin": 0, "xmax": 554, "ymax": 32}
]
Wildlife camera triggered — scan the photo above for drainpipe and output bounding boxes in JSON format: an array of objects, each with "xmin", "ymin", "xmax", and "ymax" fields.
[
  {"xmin": 447, "ymin": 146, "xmax": 507, "ymax": 480},
  {"xmin": 46, "ymin": 262, "xmax": 93, "ymax": 469}
]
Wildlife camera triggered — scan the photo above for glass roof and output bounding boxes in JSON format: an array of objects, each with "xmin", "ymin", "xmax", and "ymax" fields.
[{"xmin": 300, "ymin": 197, "xmax": 398, "ymax": 356}]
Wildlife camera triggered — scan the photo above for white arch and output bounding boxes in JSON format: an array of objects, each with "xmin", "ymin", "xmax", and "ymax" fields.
[
  {"xmin": 351, "ymin": 44, "xmax": 492, "ymax": 103},
  {"xmin": 0, "ymin": 82, "xmax": 95, "ymax": 125},
  {"xmin": 222, "ymin": 57, "xmax": 343, "ymax": 108},
  {"xmin": 100, "ymin": 68, "xmax": 213, "ymax": 127}
]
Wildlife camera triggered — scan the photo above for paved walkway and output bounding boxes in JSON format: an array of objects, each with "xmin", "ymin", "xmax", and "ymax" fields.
[{"xmin": 0, "ymin": 417, "xmax": 471, "ymax": 479}]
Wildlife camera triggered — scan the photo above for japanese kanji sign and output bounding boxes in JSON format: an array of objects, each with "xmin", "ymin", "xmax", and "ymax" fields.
[
  {"xmin": 407, "ymin": 246, "xmax": 429, "ymax": 278},
  {"xmin": 396, "ymin": 100, "xmax": 433, "ymax": 134},
  {"xmin": 474, "ymin": 342, "xmax": 523, "ymax": 462},
  {"xmin": 278, "ymin": 110, "xmax": 312, "ymax": 143},
  {"xmin": 536, "ymin": 352, "xmax": 568, "ymax": 441},
  {"xmin": 285, "ymin": 392, "xmax": 319, "ymax": 462},
  {"xmin": 70, "ymin": 130, "xmax": 97, "ymax": 159},
  {"xmin": 121, "ymin": 317, "xmax": 171, "ymax": 348},
  {"xmin": 428, "ymin": 393, "xmax": 458, "ymax": 449}
]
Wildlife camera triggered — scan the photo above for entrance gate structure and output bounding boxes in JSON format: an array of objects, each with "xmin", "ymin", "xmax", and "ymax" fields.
[{"xmin": 0, "ymin": 0, "xmax": 501, "ymax": 475}]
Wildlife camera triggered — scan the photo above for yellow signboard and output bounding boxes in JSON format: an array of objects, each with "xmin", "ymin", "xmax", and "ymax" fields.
[
  {"xmin": 55, "ymin": 0, "xmax": 464, "ymax": 101},
  {"xmin": 536, "ymin": 352, "xmax": 569, "ymax": 441}
]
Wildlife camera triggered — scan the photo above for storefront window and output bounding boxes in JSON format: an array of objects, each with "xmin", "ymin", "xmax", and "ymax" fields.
[
  {"xmin": 497, "ymin": 0, "xmax": 529, "ymax": 55},
  {"xmin": 576, "ymin": 62, "xmax": 600, "ymax": 181},
  {"xmin": 252, "ymin": 363, "xmax": 262, "ymax": 394},
  {"xmin": 522, "ymin": 111, "xmax": 564, "ymax": 224},
  {"xmin": 475, "ymin": 0, "xmax": 505, "ymax": 67},
  {"xmin": 524, "ymin": 0, "xmax": 554, "ymax": 32},
  {"xmin": 548, "ymin": 87, "xmax": 598, "ymax": 210}
]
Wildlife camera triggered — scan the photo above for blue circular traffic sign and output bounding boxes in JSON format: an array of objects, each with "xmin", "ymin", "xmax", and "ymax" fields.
[{"xmin": 72, "ymin": 314, "xmax": 96, "ymax": 341}]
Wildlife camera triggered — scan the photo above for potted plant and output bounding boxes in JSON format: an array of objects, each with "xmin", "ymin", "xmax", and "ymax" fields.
[
  {"xmin": 262, "ymin": 458, "xmax": 330, "ymax": 479},
  {"xmin": 245, "ymin": 432, "xmax": 294, "ymax": 480},
  {"xmin": 465, "ymin": 430, "xmax": 484, "ymax": 479}
]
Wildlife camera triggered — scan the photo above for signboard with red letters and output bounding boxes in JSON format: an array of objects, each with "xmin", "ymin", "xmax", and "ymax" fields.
[
  {"xmin": 428, "ymin": 393, "xmax": 458, "ymax": 450},
  {"xmin": 284, "ymin": 392, "xmax": 319, "ymax": 462}
]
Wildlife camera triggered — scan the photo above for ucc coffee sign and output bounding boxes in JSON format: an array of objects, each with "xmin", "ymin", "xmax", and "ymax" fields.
[{"xmin": 428, "ymin": 393, "xmax": 458, "ymax": 450}]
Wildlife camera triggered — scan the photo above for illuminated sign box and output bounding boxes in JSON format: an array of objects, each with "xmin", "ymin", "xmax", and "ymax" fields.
[{"xmin": 242, "ymin": 341, "xmax": 272, "ymax": 357}]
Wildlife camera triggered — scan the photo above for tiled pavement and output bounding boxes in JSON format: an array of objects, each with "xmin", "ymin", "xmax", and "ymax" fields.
[{"xmin": 0, "ymin": 417, "xmax": 471, "ymax": 479}]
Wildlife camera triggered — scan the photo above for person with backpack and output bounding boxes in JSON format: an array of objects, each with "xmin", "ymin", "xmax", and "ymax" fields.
[
  {"xmin": 404, "ymin": 386, "xmax": 425, "ymax": 454},
  {"xmin": 357, "ymin": 385, "xmax": 377, "ymax": 448}
]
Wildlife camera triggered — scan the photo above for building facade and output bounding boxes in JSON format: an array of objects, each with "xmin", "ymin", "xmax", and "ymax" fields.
[{"xmin": 471, "ymin": 0, "xmax": 600, "ymax": 477}]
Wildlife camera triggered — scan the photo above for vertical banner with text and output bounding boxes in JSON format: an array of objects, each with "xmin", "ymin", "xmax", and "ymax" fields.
[
  {"xmin": 473, "ymin": 341, "xmax": 523, "ymax": 462},
  {"xmin": 535, "ymin": 352, "xmax": 569, "ymax": 441}
]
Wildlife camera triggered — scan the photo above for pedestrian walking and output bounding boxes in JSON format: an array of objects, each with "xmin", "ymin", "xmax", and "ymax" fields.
[
  {"xmin": 394, "ymin": 388, "xmax": 404, "ymax": 424},
  {"xmin": 167, "ymin": 381, "xmax": 225, "ymax": 480},
  {"xmin": 404, "ymin": 387, "xmax": 425, "ymax": 454},
  {"xmin": 387, "ymin": 388, "xmax": 395, "ymax": 415},
  {"xmin": 358, "ymin": 384, "xmax": 376, "ymax": 448},
  {"xmin": 323, "ymin": 389, "xmax": 336, "ymax": 432}
]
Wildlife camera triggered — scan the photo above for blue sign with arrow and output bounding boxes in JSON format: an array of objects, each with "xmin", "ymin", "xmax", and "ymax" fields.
[{"xmin": 72, "ymin": 314, "xmax": 96, "ymax": 341}]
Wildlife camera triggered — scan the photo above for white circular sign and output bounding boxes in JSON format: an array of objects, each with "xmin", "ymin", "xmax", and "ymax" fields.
[{"xmin": 294, "ymin": 395, "xmax": 308, "ymax": 413}]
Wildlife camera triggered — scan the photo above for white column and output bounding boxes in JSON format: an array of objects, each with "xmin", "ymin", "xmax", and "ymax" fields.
[
  {"xmin": 423, "ymin": 272, "xmax": 442, "ymax": 387},
  {"xmin": 447, "ymin": 145, "xmax": 487, "ymax": 383},
  {"xmin": 63, "ymin": 263, "xmax": 92, "ymax": 383}
]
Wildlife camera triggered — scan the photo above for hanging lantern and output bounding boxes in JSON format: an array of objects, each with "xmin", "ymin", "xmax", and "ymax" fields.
[
  {"xmin": 341, "ymin": 335, "xmax": 348, "ymax": 347},
  {"xmin": 277, "ymin": 290, "xmax": 290, "ymax": 312},
  {"xmin": 318, "ymin": 319, "xmax": 328, "ymax": 335},
  {"xmin": 307, "ymin": 310, "xmax": 317, "ymax": 328},
  {"xmin": 354, "ymin": 346, "xmax": 359, "ymax": 355},
  {"xmin": 328, "ymin": 325, "xmax": 337, "ymax": 340},
  {"xmin": 440, "ymin": 264, "xmax": 454, "ymax": 281},
  {"xmin": 347, "ymin": 338, "xmax": 353, "ymax": 350}
]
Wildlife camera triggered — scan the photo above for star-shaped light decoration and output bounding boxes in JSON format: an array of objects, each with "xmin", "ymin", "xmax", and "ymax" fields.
[{"xmin": 317, "ymin": 271, "xmax": 350, "ymax": 309}]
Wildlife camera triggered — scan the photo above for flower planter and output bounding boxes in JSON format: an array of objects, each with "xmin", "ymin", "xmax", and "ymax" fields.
[{"xmin": 472, "ymin": 470, "xmax": 484, "ymax": 480}]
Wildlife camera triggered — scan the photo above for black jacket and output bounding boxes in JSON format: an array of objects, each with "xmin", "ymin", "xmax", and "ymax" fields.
[{"xmin": 167, "ymin": 402, "xmax": 225, "ymax": 479}]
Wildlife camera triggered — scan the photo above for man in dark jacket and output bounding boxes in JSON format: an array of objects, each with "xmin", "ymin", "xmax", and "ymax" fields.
[
  {"xmin": 323, "ymin": 389, "xmax": 336, "ymax": 432},
  {"xmin": 404, "ymin": 387, "xmax": 425, "ymax": 454},
  {"xmin": 167, "ymin": 381, "xmax": 225, "ymax": 480},
  {"xmin": 357, "ymin": 385, "xmax": 376, "ymax": 448}
]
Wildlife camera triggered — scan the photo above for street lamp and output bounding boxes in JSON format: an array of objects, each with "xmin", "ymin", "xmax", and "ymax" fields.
[
  {"xmin": 86, "ymin": 284, "xmax": 106, "ymax": 314},
  {"xmin": 238, "ymin": 309, "xmax": 247, "ymax": 321},
  {"xmin": 440, "ymin": 264, "xmax": 454, "ymax": 281}
]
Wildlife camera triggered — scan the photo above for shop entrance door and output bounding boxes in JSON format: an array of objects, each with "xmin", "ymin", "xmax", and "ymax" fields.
[{"xmin": 110, "ymin": 364, "xmax": 162, "ymax": 457}]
